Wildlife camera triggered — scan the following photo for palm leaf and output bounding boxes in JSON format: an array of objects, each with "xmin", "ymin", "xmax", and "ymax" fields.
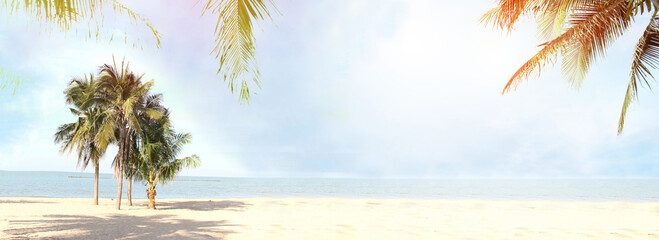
[
  {"xmin": 501, "ymin": 0, "xmax": 630, "ymax": 94},
  {"xmin": 481, "ymin": 0, "xmax": 533, "ymax": 31},
  {"xmin": 55, "ymin": 70, "xmax": 118, "ymax": 172},
  {"xmin": 0, "ymin": 67, "xmax": 31, "ymax": 95},
  {"xmin": 1, "ymin": 0, "xmax": 161, "ymax": 49},
  {"xmin": 482, "ymin": 0, "xmax": 601, "ymax": 34},
  {"xmin": 201, "ymin": 0, "xmax": 278, "ymax": 104},
  {"xmin": 560, "ymin": 1, "xmax": 631, "ymax": 88},
  {"xmin": 536, "ymin": 1, "xmax": 582, "ymax": 40},
  {"xmin": 618, "ymin": 14, "xmax": 659, "ymax": 134},
  {"xmin": 2, "ymin": 1, "xmax": 161, "ymax": 98},
  {"xmin": 180, "ymin": 155, "xmax": 201, "ymax": 168}
]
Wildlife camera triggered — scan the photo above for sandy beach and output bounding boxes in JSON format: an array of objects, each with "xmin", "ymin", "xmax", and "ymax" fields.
[{"xmin": 0, "ymin": 197, "xmax": 658, "ymax": 239}]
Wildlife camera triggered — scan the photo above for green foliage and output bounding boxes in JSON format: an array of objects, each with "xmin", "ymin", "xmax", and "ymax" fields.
[
  {"xmin": 94, "ymin": 57, "xmax": 163, "ymax": 175},
  {"xmin": 482, "ymin": 0, "xmax": 659, "ymax": 134},
  {"xmin": 201, "ymin": 0, "xmax": 279, "ymax": 104},
  {"xmin": 129, "ymin": 110, "xmax": 200, "ymax": 187},
  {"xmin": 54, "ymin": 74, "xmax": 109, "ymax": 169},
  {"xmin": 55, "ymin": 57, "xmax": 185, "ymax": 210}
]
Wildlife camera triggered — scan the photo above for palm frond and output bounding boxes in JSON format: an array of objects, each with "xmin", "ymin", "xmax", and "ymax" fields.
[
  {"xmin": 536, "ymin": 1, "xmax": 587, "ymax": 40},
  {"xmin": 481, "ymin": 0, "xmax": 533, "ymax": 31},
  {"xmin": 0, "ymin": 0, "xmax": 161, "ymax": 49},
  {"xmin": 501, "ymin": 0, "xmax": 630, "ymax": 94},
  {"xmin": 201, "ymin": 0, "xmax": 278, "ymax": 104},
  {"xmin": 618, "ymin": 14, "xmax": 659, "ymax": 134},
  {"xmin": 95, "ymin": 109, "xmax": 117, "ymax": 149},
  {"xmin": 560, "ymin": 1, "xmax": 631, "ymax": 88},
  {"xmin": 180, "ymin": 155, "xmax": 201, "ymax": 168},
  {"xmin": 0, "ymin": 66, "xmax": 31, "ymax": 95},
  {"xmin": 154, "ymin": 154, "xmax": 200, "ymax": 185},
  {"xmin": 54, "ymin": 122, "xmax": 77, "ymax": 148},
  {"xmin": 142, "ymin": 108, "xmax": 163, "ymax": 120},
  {"xmin": 129, "ymin": 108, "xmax": 199, "ymax": 187},
  {"xmin": 55, "ymin": 70, "xmax": 113, "ymax": 171}
]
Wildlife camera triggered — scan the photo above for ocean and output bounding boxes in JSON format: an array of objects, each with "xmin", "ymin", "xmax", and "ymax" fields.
[{"xmin": 1, "ymin": 171, "xmax": 659, "ymax": 202}]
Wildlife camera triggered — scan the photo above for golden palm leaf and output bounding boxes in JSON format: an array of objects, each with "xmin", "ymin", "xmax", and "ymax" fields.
[
  {"xmin": 201, "ymin": 0, "xmax": 278, "ymax": 104},
  {"xmin": 483, "ymin": 0, "xmax": 659, "ymax": 134},
  {"xmin": 560, "ymin": 1, "xmax": 631, "ymax": 88}
]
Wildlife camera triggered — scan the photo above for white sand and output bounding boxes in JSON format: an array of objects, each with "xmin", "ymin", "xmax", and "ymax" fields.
[{"xmin": 1, "ymin": 197, "xmax": 659, "ymax": 239}]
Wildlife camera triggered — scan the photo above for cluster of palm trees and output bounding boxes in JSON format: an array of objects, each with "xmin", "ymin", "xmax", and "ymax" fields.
[{"xmin": 54, "ymin": 58, "xmax": 200, "ymax": 210}]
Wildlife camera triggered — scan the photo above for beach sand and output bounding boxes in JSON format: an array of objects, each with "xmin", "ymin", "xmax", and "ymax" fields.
[{"xmin": 1, "ymin": 197, "xmax": 658, "ymax": 239}]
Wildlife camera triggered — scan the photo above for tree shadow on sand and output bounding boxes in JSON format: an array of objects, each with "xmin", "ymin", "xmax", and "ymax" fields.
[
  {"xmin": 157, "ymin": 200, "xmax": 250, "ymax": 212},
  {"xmin": 5, "ymin": 214, "xmax": 239, "ymax": 239}
]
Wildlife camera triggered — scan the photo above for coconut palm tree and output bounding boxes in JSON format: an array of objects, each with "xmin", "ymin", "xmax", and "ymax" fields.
[
  {"xmin": 482, "ymin": 0, "xmax": 659, "ymax": 134},
  {"xmin": 130, "ymin": 110, "xmax": 200, "ymax": 209},
  {"xmin": 123, "ymin": 93, "xmax": 165, "ymax": 206},
  {"xmin": 54, "ymin": 74, "xmax": 112, "ymax": 205},
  {"xmin": 95, "ymin": 58, "xmax": 164, "ymax": 210}
]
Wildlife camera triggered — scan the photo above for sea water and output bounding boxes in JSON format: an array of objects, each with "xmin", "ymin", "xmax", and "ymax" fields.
[{"xmin": 1, "ymin": 171, "xmax": 659, "ymax": 202}]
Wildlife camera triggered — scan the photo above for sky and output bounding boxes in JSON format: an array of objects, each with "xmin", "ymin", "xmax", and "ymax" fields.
[{"xmin": 1, "ymin": 0, "xmax": 659, "ymax": 178}]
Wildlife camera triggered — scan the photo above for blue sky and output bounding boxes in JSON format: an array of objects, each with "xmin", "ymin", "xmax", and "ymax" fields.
[{"xmin": 1, "ymin": 0, "xmax": 659, "ymax": 178}]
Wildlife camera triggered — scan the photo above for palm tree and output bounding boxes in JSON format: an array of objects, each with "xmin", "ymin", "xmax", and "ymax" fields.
[
  {"xmin": 54, "ymin": 74, "xmax": 112, "ymax": 205},
  {"xmin": 124, "ymin": 93, "xmax": 165, "ymax": 206},
  {"xmin": 95, "ymin": 58, "xmax": 163, "ymax": 210},
  {"xmin": 482, "ymin": 0, "xmax": 659, "ymax": 134},
  {"xmin": 131, "ymin": 110, "xmax": 200, "ymax": 209}
]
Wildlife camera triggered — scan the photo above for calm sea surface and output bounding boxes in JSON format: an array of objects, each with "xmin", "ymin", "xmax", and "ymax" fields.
[{"xmin": 1, "ymin": 171, "xmax": 659, "ymax": 202}]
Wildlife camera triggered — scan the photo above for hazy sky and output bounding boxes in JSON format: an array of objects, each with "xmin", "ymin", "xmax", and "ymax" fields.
[{"xmin": 1, "ymin": 0, "xmax": 659, "ymax": 178}]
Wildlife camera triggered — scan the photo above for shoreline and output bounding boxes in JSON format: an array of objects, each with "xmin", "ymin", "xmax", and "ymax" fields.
[{"xmin": 2, "ymin": 197, "xmax": 659, "ymax": 239}]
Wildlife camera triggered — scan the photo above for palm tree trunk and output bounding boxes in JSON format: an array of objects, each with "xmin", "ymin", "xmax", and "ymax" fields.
[
  {"xmin": 147, "ymin": 182, "xmax": 156, "ymax": 209},
  {"xmin": 123, "ymin": 127, "xmax": 131, "ymax": 207},
  {"xmin": 94, "ymin": 164, "xmax": 99, "ymax": 205},
  {"xmin": 115, "ymin": 126, "xmax": 128, "ymax": 210},
  {"xmin": 116, "ymin": 170, "xmax": 123, "ymax": 210},
  {"xmin": 127, "ymin": 177, "xmax": 133, "ymax": 206}
]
